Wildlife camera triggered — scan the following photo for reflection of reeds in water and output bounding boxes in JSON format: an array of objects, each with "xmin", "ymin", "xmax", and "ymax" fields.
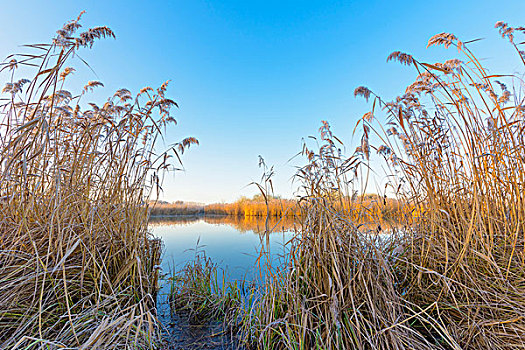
[
  {"xmin": 149, "ymin": 215, "xmax": 203, "ymax": 226},
  {"xmin": 206, "ymin": 215, "xmax": 297, "ymax": 233},
  {"xmin": 149, "ymin": 215, "xmax": 297, "ymax": 234}
]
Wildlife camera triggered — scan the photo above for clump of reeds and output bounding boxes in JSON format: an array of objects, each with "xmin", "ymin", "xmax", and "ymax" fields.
[
  {"xmin": 0, "ymin": 13, "xmax": 196, "ymax": 349},
  {"xmin": 168, "ymin": 251, "xmax": 244, "ymax": 324},
  {"xmin": 239, "ymin": 122, "xmax": 443, "ymax": 349},
  {"xmin": 240, "ymin": 22, "xmax": 525, "ymax": 349},
  {"xmin": 353, "ymin": 22, "xmax": 525, "ymax": 349},
  {"xmin": 166, "ymin": 250, "xmax": 253, "ymax": 350}
]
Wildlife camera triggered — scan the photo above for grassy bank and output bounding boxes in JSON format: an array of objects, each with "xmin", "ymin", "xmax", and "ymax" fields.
[
  {"xmin": 0, "ymin": 14, "xmax": 196, "ymax": 349},
  {"xmin": 169, "ymin": 22, "xmax": 525, "ymax": 349}
]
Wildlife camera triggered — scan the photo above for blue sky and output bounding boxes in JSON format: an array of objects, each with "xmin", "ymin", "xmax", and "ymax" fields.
[{"xmin": 1, "ymin": 1, "xmax": 524, "ymax": 203}]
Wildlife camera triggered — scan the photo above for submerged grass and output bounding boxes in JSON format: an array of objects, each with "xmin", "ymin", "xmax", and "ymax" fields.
[
  {"xmin": 0, "ymin": 13, "xmax": 196, "ymax": 349},
  {"xmin": 168, "ymin": 251, "xmax": 245, "ymax": 324},
  {"xmin": 169, "ymin": 22, "xmax": 525, "ymax": 349},
  {"xmin": 166, "ymin": 250, "xmax": 252, "ymax": 349}
]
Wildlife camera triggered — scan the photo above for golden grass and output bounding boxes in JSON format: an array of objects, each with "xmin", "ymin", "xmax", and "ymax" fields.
[
  {"xmin": 247, "ymin": 22, "xmax": 525, "ymax": 350},
  {"xmin": 0, "ymin": 14, "xmax": 196, "ymax": 349},
  {"xmin": 203, "ymin": 194, "xmax": 402, "ymax": 223},
  {"xmin": 376, "ymin": 23, "xmax": 525, "ymax": 349},
  {"xmin": 205, "ymin": 195, "xmax": 300, "ymax": 218}
]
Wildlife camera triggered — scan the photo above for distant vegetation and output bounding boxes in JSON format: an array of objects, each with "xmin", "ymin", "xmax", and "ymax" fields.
[
  {"xmin": 149, "ymin": 200, "xmax": 205, "ymax": 216},
  {"xmin": 150, "ymin": 193, "xmax": 402, "ymax": 223},
  {"xmin": 149, "ymin": 195, "xmax": 298, "ymax": 218},
  {"xmin": 205, "ymin": 194, "xmax": 298, "ymax": 217}
]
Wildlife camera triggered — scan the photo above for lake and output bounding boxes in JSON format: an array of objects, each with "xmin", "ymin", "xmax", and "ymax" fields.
[
  {"xmin": 150, "ymin": 215, "xmax": 296, "ymax": 279},
  {"xmin": 150, "ymin": 215, "xmax": 296, "ymax": 349}
]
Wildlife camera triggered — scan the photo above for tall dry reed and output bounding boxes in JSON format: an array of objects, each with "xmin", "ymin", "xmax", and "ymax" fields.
[
  {"xmin": 356, "ymin": 22, "xmax": 525, "ymax": 349},
  {"xmin": 0, "ymin": 13, "xmax": 196, "ymax": 349},
  {"xmin": 241, "ymin": 122, "xmax": 440, "ymax": 349}
]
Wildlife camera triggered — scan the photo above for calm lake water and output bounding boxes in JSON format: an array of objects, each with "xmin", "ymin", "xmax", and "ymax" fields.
[
  {"xmin": 150, "ymin": 215, "xmax": 296, "ymax": 280},
  {"xmin": 150, "ymin": 215, "xmax": 296, "ymax": 349}
]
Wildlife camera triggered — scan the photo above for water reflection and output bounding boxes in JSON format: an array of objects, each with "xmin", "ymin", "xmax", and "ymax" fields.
[
  {"xmin": 149, "ymin": 215, "xmax": 295, "ymax": 280},
  {"xmin": 149, "ymin": 214, "xmax": 298, "ymax": 234}
]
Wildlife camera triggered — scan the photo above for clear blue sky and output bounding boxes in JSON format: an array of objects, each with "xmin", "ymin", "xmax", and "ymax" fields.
[{"xmin": 1, "ymin": 1, "xmax": 524, "ymax": 203}]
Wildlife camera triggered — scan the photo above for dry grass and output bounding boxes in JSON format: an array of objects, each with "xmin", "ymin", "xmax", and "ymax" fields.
[
  {"xmin": 0, "ymin": 13, "xmax": 196, "ymax": 349},
  {"xmin": 254, "ymin": 21, "xmax": 525, "ymax": 350},
  {"xmin": 371, "ymin": 22, "xmax": 525, "ymax": 349},
  {"xmin": 240, "ymin": 123, "xmax": 441, "ymax": 350},
  {"xmin": 168, "ymin": 251, "xmax": 245, "ymax": 324}
]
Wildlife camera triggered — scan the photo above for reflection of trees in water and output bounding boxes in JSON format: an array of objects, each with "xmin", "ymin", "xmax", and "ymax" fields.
[
  {"xmin": 148, "ymin": 215, "xmax": 201, "ymax": 227},
  {"xmin": 148, "ymin": 215, "xmax": 298, "ymax": 234},
  {"xmin": 206, "ymin": 215, "xmax": 297, "ymax": 233}
]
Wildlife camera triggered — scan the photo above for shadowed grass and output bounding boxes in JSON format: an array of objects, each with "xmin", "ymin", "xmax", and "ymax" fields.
[
  {"xmin": 167, "ymin": 250, "xmax": 252, "ymax": 349},
  {"xmin": 168, "ymin": 251, "xmax": 243, "ymax": 323}
]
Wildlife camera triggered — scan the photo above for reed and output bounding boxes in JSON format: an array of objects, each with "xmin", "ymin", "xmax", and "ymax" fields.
[
  {"xmin": 246, "ymin": 22, "xmax": 525, "ymax": 349},
  {"xmin": 170, "ymin": 21, "xmax": 525, "ymax": 350},
  {"xmin": 0, "ymin": 13, "xmax": 196, "ymax": 349},
  {"xmin": 368, "ymin": 22, "xmax": 525, "ymax": 349},
  {"xmin": 240, "ymin": 123, "xmax": 432, "ymax": 349},
  {"xmin": 168, "ymin": 251, "xmax": 245, "ymax": 324}
]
